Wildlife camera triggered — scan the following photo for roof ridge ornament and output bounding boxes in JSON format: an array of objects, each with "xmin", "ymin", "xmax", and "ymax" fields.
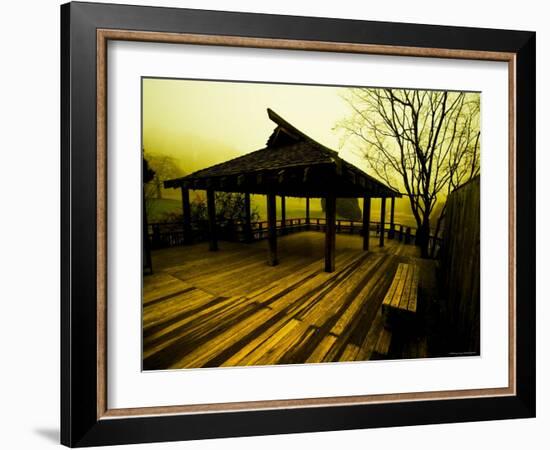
[{"xmin": 266, "ymin": 108, "xmax": 339, "ymax": 158}]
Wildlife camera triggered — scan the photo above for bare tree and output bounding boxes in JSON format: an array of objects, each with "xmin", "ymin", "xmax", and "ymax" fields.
[
  {"xmin": 143, "ymin": 151, "xmax": 184, "ymax": 200},
  {"xmin": 337, "ymin": 88, "xmax": 480, "ymax": 257},
  {"xmin": 143, "ymin": 150, "xmax": 185, "ymax": 222}
]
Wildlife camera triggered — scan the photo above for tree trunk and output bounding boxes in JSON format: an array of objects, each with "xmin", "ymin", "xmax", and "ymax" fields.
[
  {"xmin": 155, "ymin": 180, "xmax": 162, "ymax": 199},
  {"xmin": 416, "ymin": 215, "xmax": 431, "ymax": 258},
  {"xmin": 430, "ymin": 204, "xmax": 447, "ymax": 258}
]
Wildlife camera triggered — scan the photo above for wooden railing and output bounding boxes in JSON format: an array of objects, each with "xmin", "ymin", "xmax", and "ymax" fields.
[{"xmin": 147, "ymin": 217, "xmax": 442, "ymax": 257}]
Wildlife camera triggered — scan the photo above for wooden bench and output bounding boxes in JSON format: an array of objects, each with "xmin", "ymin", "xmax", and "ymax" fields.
[
  {"xmin": 372, "ymin": 328, "xmax": 392, "ymax": 359},
  {"xmin": 382, "ymin": 263, "xmax": 420, "ymax": 318},
  {"xmin": 372, "ymin": 264, "xmax": 421, "ymax": 359}
]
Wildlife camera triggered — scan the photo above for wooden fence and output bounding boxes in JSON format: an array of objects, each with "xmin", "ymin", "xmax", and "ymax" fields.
[
  {"xmin": 146, "ymin": 217, "xmax": 437, "ymax": 251},
  {"xmin": 439, "ymin": 177, "xmax": 480, "ymax": 354}
]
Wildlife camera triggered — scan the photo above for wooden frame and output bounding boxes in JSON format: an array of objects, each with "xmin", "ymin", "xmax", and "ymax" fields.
[{"xmin": 61, "ymin": 2, "xmax": 535, "ymax": 447}]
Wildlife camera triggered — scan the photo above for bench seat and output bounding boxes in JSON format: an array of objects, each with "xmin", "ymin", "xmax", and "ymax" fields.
[{"xmin": 382, "ymin": 263, "xmax": 420, "ymax": 314}]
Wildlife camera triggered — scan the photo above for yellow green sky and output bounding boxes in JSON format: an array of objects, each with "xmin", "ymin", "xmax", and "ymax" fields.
[
  {"xmin": 142, "ymin": 77, "xmax": 367, "ymax": 174},
  {"xmin": 142, "ymin": 78, "xmax": 419, "ymax": 226}
]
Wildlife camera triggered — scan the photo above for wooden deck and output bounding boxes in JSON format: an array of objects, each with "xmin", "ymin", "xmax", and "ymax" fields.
[{"xmin": 143, "ymin": 231, "xmax": 421, "ymax": 370}]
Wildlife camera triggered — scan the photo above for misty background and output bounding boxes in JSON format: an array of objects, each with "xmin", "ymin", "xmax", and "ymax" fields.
[{"xmin": 142, "ymin": 78, "xmax": 458, "ymax": 229}]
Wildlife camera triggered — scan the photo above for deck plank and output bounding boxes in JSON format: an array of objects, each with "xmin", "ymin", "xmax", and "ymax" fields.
[{"xmin": 143, "ymin": 232, "xmax": 420, "ymax": 369}]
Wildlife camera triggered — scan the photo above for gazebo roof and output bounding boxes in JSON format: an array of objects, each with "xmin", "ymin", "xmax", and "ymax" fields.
[{"xmin": 164, "ymin": 108, "xmax": 400, "ymax": 199}]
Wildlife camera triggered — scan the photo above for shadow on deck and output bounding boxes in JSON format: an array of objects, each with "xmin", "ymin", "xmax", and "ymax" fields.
[{"xmin": 143, "ymin": 231, "xmax": 430, "ymax": 370}]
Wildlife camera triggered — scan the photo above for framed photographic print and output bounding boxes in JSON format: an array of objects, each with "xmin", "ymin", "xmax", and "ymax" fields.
[{"xmin": 61, "ymin": 1, "xmax": 536, "ymax": 447}]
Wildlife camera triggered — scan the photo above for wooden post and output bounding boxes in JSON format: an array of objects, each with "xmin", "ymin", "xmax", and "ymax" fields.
[
  {"xmin": 389, "ymin": 196, "xmax": 396, "ymax": 239},
  {"xmin": 405, "ymin": 227, "xmax": 411, "ymax": 244},
  {"xmin": 325, "ymin": 194, "xmax": 336, "ymax": 272},
  {"xmin": 363, "ymin": 196, "xmax": 371, "ymax": 251},
  {"xmin": 379, "ymin": 197, "xmax": 386, "ymax": 247},
  {"xmin": 143, "ymin": 188, "xmax": 153, "ymax": 273},
  {"xmin": 267, "ymin": 193, "xmax": 278, "ymax": 266},
  {"xmin": 152, "ymin": 224, "xmax": 161, "ymax": 248},
  {"xmin": 305, "ymin": 197, "xmax": 310, "ymax": 226},
  {"xmin": 281, "ymin": 195, "xmax": 286, "ymax": 235},
  {"xmin": 206, "ymin": 189, "xmax": 218, "ymax": 251},
  {"xmin": 181, "ymin": 187, "xmax": 192, "ymax": 244},
  {"xmin": 244, "ymin": 192, "xmax": 252, "ymax": 243}
]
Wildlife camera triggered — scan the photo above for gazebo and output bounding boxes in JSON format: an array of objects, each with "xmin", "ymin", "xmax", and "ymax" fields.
[{"xmin": 164, "ymin": 108, "xmax": 400, "ymax": 272}]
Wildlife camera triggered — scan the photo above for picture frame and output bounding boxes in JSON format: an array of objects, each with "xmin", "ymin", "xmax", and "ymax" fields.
[{"xmin": 61, "ymin": 1, "xmax": 536, "ymax": 447}]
